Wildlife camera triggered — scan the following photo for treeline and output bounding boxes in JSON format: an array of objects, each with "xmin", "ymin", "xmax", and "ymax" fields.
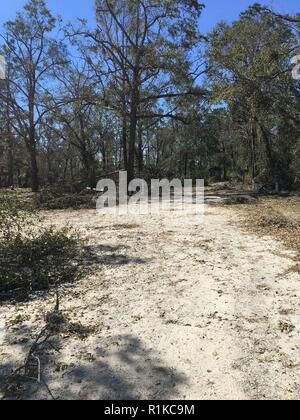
[{"xmin": 0, "ymin": 0, "xmax": 299, "ymax": 192}]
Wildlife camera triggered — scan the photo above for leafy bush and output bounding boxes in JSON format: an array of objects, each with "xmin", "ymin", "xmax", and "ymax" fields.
[
  {"xmin": 0, "ymin": 193, "xmax": 35, "ymax": 239},
  {"xmin": 0, "ymin": 192, "xmax": 82, "ymax": 300},
  {"xmin": 0, "ymin": 227, "xmax": 81, "ymax": 298}
]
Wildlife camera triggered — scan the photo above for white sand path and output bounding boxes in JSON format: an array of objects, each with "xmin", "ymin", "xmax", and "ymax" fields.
[{"xmin": 1, "ymin": 205, "xmax": 300, "ymax": 400}]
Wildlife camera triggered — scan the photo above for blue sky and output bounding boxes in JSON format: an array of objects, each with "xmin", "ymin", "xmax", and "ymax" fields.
[{"xmin": 0, "ymin": 0, "xmax": 299, "ymax": 33}]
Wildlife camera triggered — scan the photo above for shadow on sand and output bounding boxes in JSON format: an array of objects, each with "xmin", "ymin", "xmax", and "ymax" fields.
[
  {"xmin": 1, "ymin": 331, "xmax": 187, "ymax": 400},
  {"xmin": 83, "ymin": 244, "xmax": 150, "ymax": 266}
]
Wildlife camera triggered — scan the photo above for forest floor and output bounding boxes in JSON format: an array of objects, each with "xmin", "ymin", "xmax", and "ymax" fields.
[{"xmin": 1, "ymin": 195, "xmax": 300, "ymax": 400}]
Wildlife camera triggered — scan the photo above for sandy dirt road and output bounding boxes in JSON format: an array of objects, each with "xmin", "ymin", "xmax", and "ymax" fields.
[{"xmin": 1, "ymin": 204, "xmax": 300, "ymax": 400}]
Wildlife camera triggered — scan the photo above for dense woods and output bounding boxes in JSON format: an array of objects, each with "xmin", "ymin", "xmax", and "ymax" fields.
[{"xmin": 0, "ymin": 0, "xmax": 299, "ymax": 192}]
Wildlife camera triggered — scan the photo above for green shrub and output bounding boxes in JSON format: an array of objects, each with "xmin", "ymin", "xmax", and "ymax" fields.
[
  {"xmin": 0, "ymin": 193, "xmax": 35, "ymax": 239},
  {"xmin": 0, "ymin": 227, "xmax": 82, "ymax": 299},
  {"xmin": 0, "ymin": 191, "xmax": 82, "ymax": 300}
]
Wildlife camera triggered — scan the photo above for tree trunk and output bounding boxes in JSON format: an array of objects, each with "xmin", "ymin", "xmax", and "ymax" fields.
[
  {"xmin": 28, "ymin": 73, "xmax": 39, "ymax": 192},
  {"xmin": 128, "ymin": 73, "xmax": 139, "ymax": 185},
  {"xmin": 250, "ymin": 122, "xmax": 258, "ymax": 179},
  {"xmin": 89, "ymin": 164, "xmax": 97, "ymax": 189},
  {"xmin": 260, "ymin": 124, "xmax": 276, "ymax": 180},
  {"xmin": 184, "ymin": 152, "xmax": 188, "ymax": 178},
  {"xmin": 137, "ymin": 124, "xmax": 143, "ymax": 174},
  {"xmin": 82, "ymin": 153, "xmax": 97, "ymax": 189},
  {"xmin": 122, "ymin": 114, "xmax": 128, "ymax": 171},
  {"xmin": 7, "ymin": 131, "xmax": 14, "ymax": 187},
  {"xmin": 221, "ymin": 139, "xmax": 227, "ymax": 181},
  {"xmin": 29, "ymin": 145, "xmax": 39, "ymax": 192},
  {"xmin": 128, "ymin": 112, "xmax": 137, "ymax": 185},
  {"xmin": 5, "ymin": 79, "xmax": 14, "ymax": 187}
]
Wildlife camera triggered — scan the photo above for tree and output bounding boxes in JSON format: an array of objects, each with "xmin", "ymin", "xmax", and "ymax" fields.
[
  {"xmin": 250, "ymin": 4, "xmax": 300, "ymax": 25},
  {"xmin": 206, "ymin": 7, "xmax": 299, "ymax": 187},
  {"xmin": 0, "ymin": 58, "xmax": 14, "ymax": 187},
  {"xmin": 73, "ymin": 0, "xmax": 206, "ymax": 185},
  {"xmin": 49, "ymin": 63, "xmax": 102, "ymax": 188},
  {"xmin": 0, "ymin": 0, "xmax": 66, "ymax": 191}
]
